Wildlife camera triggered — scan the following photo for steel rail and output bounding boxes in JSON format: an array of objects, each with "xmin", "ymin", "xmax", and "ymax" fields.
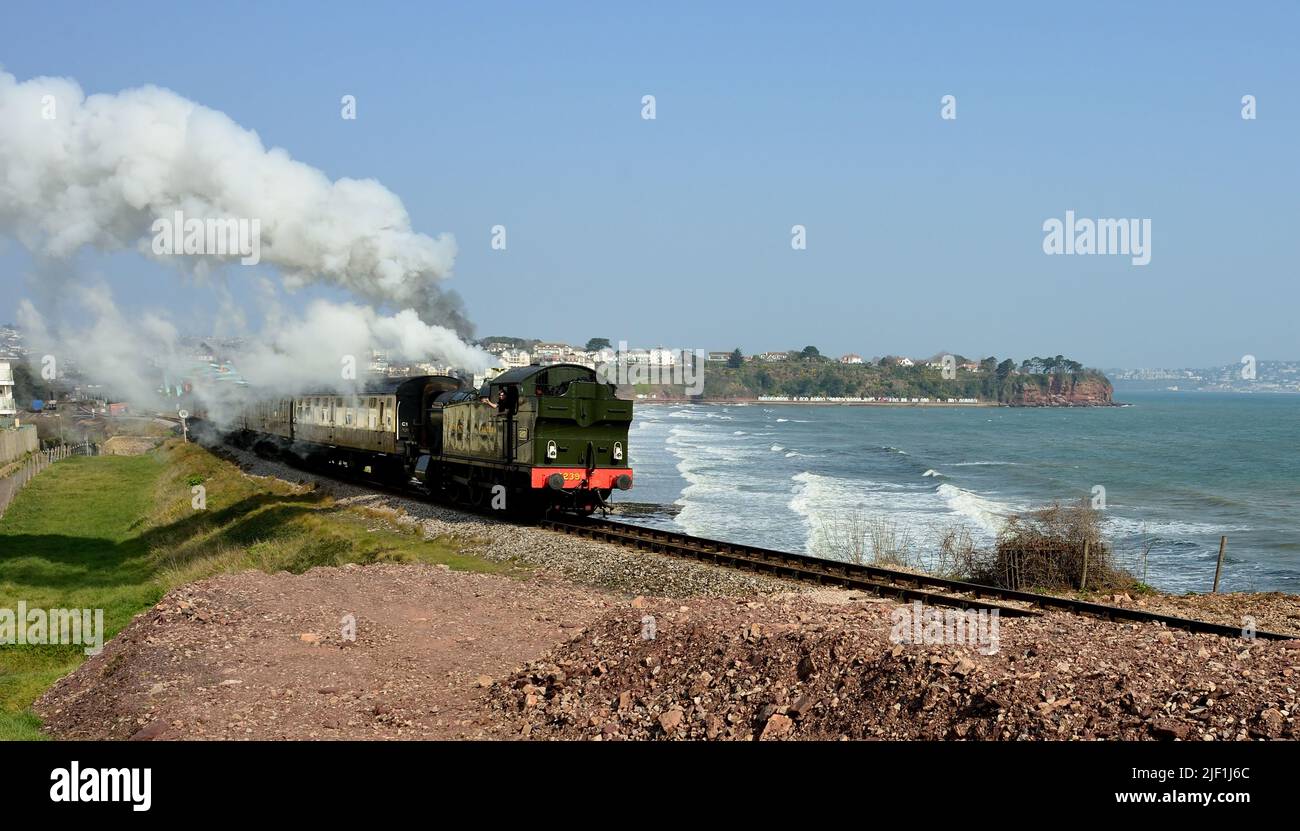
[{"xmin": 543, "ymin": 516, "xmax": 1296, "ymax": 641}]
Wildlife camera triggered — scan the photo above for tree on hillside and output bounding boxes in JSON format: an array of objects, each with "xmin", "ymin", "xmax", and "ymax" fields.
[
  {"xmin": 800, "ymin": 345, "xmax": 821, "ymax": 360},
  {"xmin": 478, "ymin": 336, "xmax": 531, "ymax": 349},
  {"xmin": 727, "ymin": 348, "xmax": 744, "ymax": 369},
  {"xmin": 823, "ymin": 373, "xmax": 846, "ymax": 397},
  {"xmin": 585, "ymin": 337, "xmax": 611, "ymax": 352}
]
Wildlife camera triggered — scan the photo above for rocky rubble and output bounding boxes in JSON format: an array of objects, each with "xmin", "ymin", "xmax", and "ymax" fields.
[{"xmin": 487, "ymin": 595, "xmax": 1300, "ymax": 741}]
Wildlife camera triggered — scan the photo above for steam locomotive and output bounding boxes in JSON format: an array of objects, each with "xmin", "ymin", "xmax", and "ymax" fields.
[{"xmin": 235, "ymin": 363, "xmax": 634, "ymax": 514}]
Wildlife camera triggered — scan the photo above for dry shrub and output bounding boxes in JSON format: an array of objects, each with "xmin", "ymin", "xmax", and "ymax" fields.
[
  {"xmin": 813, "ymin": 501, "xmax": 1134, "ymax": 594},
  {"xmin": 933, "ymin": 523, "xmax": 984, "ymax": 579},
  {"xmin": 816, "ymin": 511, "xmax": 917, "ymax": 569},
  {"xmin": 973, "ymin": 500, "xmax": 1135, "ymax": 592}
]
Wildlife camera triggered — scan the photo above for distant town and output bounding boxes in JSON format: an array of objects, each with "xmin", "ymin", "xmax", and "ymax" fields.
[
  {"xmin": 1107, "ymin": 360, "xmax": 1300, "ymax": 394},
  {"xmin": 475, "ymin": 336, "xmax": 1071, "ymax": 375}
]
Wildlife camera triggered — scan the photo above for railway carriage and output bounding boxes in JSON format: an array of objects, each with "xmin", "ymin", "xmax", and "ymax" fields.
[{"xmin": 235, "ymin": 363, "xmax": 633, "ymax": 514}]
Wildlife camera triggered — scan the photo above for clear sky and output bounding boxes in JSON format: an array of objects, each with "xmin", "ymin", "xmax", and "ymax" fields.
[{"xmin": 2, "ymin": 0, "xmax": 1297, "ymax": 368}]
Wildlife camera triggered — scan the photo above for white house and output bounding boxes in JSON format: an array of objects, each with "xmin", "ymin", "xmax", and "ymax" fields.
[
  {"xmin": 896, "ymin": 357, "xmax": 915, "ymax": 367},
  {"xmin": 499, "ymin": 349, "xmax": 531, "ymax": 368},
  {"xmin": 647, "ymin": 347, "xmax": 677, "ymax": 367},
  {"xmin": 0, "ymin": 361, "xmax": 15, "ymax": 416},
  {"xmin": 533, "ymin": 342, "xmax": 567, "ymax": 360},
  {"xmin": 839, "ymin": 353, "xmax": 864, "ymax": 364}
]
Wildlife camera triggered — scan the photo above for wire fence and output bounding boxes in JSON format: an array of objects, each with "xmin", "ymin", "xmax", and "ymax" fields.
[{"xmin": 0, "ymin": 442, "xmax": 98, "ymax": 520}]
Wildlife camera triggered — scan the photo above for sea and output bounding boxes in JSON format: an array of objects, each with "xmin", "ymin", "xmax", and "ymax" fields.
[{"xmin": 619, "ymin": 391, "xmax": 1300, "ymax": 594}]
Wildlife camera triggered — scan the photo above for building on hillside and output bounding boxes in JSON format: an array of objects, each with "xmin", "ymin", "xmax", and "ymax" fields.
[
  {"xmin": 647, "ymin": 348, "xmax": 677, "ymax": 367},
  {"xmin": 707, "ymin": 351, "xmax": 734, "ymax": 363},
  {"xmin": 498, "ymin": 349, "xmax": 531, "ymax": 369},
  {"xmin": 618, "ymin": 347, "xmax": 676, "ymax": 367},
  {"xmin": 0, "ymin": 325, "xmax": 25, "ymax": 359},
  {"xmin": 532, "ymin": 344, "xmax": 596, "ymax": 367},
  {"xmin": 532, "ymin": 342, "xmax": 568, "ymax": 362},
  {"xmin": 367, "ymin": 350, "xmax": 390, "ymax": 375},
  {"xmin": 758, "ymin": 351, "xmax": 789, "ymax": 362},
  {"xmin": 896, "ymin": 357, "xmax": 915, "ymax": 367},
  {"xmin": 414, "ymin": 362, "xmax": 454, "ymax": 376},
  {"xmin": 567, "ymin": 350, "xmax": 598, "ymax": 368},
  {"xmin": 0, "ymin": 360, "xmax": 15, "ymax": 417},
  {"xmin": 481, "ymin": 341, "xmax": 516, "ymax": 356},
  {"xmin": 839, "ymin": 353, "xmax": 864, "ymax": 364}
]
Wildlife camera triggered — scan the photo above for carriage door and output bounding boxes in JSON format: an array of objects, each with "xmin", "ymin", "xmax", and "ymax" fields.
[{"xmin": 499, "ymin": 385, "xmax": 519, "ymax": 461}]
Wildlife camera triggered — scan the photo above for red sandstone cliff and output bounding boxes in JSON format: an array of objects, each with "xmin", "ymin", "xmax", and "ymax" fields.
[{"xmin": 1012, "ymin": 375, "xmax": 1114, "ymax": 406}]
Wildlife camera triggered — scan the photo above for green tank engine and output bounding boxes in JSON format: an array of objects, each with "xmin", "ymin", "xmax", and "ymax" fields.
[
  {"xmin": 236, "ymin": 363, "xmax": 633, "ymax": 515},
  {"xmin": 417, "ymin": 363, "xmax": 634, "ymax": 513}
]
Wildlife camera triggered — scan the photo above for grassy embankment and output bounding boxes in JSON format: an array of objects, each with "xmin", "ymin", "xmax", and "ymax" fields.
[{"xmin": 0, "ymin": 440, "xmax": 505, "ymax": 740}]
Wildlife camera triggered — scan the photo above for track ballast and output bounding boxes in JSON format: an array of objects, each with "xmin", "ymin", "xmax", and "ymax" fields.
[{"xmin": 542, "ymin": 515, "xmax": 1295, "ymax": 641}]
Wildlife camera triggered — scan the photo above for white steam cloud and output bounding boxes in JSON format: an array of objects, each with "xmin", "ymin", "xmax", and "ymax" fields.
[{"xmin": 0, "ymin": 69, "xmax": 492, "ymax": 414}]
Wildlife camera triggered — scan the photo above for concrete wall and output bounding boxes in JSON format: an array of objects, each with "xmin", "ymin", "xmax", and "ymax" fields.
[{"xmin": 0, "ymin": 424, "xmax": 38, "ymax": 466}]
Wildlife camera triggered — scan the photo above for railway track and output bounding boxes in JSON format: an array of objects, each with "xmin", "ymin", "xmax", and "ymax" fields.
[{"xmin": 542, "ymin": 515, "xmax": 1297, "ymax": 641}]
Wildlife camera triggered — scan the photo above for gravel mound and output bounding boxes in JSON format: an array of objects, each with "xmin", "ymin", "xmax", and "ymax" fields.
[
  {"xmin": 487, "ymin": 594, "xmax": 1300, "ymax": 741},
  {"xmin": 34, "ymin": 563, "xmax": 616, "ymax": 740}
]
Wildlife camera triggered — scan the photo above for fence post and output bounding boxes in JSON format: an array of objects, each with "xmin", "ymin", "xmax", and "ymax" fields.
[
  {"xmin": 1212, "ymin": 536, "xmax": 1227, "ymax": 593},
  {"xmin": 1081, "ymin": 541, "xmax": 1089, "ymax": 592}
]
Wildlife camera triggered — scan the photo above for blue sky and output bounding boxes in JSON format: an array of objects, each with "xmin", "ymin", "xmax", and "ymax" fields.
[{"xmin": 2, "ymin": 0, "xmax": 1297, "ymax": 367}]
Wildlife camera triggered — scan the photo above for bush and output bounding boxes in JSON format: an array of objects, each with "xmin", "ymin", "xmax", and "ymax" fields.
[
  {"xmin": 815, "ymin": 500, "xmax": 1136, "ymax": 593},
  {"xmin": 974, "ymin": 500, "xmax": 1135, "ymax": 592}
]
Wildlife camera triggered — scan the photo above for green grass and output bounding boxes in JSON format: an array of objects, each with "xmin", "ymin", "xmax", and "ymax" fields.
[{"xmin": 0, "ymin": 441, "xmax": 508, "ymax": 740}]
